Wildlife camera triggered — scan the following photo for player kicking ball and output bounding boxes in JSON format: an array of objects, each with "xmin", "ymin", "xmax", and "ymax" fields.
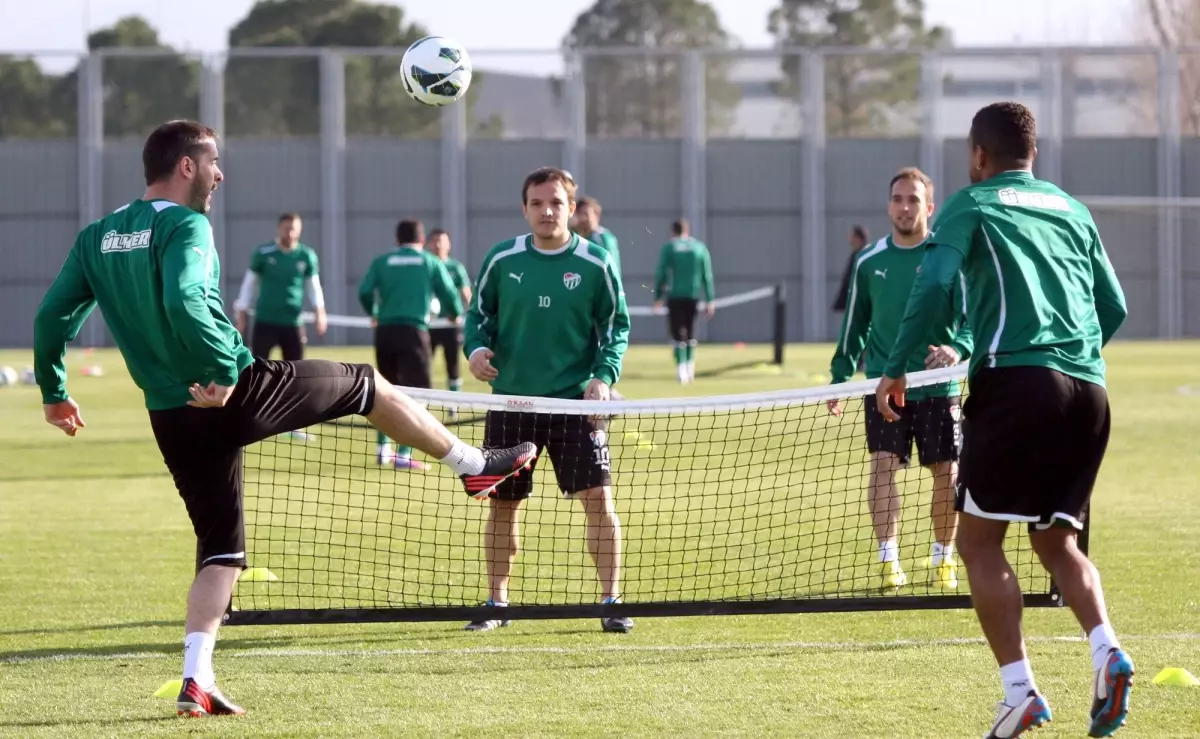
[
  {"xmin": 876, "ymin": 102, "xmax": 1132, "ymax": 738},
  {"xmin": 652, "ymin": 218, "xmax": 715, "ymax": 384},
  {"xmin": 827, "ymin": 167, "xmax": 973, "ymax": 592},
  {"xmin": 32, "ymin": 120, "xmax": 536, "ymax": 718},
  {"xmin": 463, "ymin": 166, "xmax": 633, "ymax": 634}
]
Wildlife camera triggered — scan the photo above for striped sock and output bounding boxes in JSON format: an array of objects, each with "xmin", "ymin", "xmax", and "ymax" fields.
[
  {"xmin": 673, "ymin": 343, "xmax": 686, "ymax": 365},
  {"xmin": 449, "ymin": 378, "xmax": 462, "ymax": 392}
]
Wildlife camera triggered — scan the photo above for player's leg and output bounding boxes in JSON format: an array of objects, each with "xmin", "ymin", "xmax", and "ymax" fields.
[
  {"xmin": 683, "ymin": 300, "xmax": 699, "ymax": 382},
  {"xmin": 372, "ymin": 325, "xmax": 404, "ymax": 466},
  {"xmin": 1024, "ymin": 377, "xmax": 1131, "ymax": 737},
  {"xmin": 954, "ymin": 367, "xmax": 1058, "ymax": 736},
  {"xmin": 667, "ymin": 299, "xmax": 689, "ymax": 383},
  {"xmin": 913, "ymin": 396, "xmax": 962, "ymax": 589},
  {"xmin": 444, "ymin": 328, "xmax": 464, "ymax": 419},
  {"xmin": 280, "ymin": 325, "xmax": 304, "ymax": 361},
  {"xmin": 466, "ymin": 410, "xmax": 540, "ymax": 631},
  {"xmin": 549, "ymin": 412, "xmax": 629, "ymax": 632},
  {"xmin": 249, "ymin": 321, "xmax": 276, "ymax": 360},
  {"xmin": 388, "ymin": 326, "xmax": 434, "ymax": 470},
  {"xmin": 862, "ymin": 394, "xmax": 910, "ymax": 589},
  {"xmin": 147, "ymin": 409, "xmax": 248, "ymax": 716}
]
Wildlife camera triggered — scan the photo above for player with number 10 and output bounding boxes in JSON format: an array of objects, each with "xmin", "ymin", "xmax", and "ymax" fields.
[{"xmin": 463, "ymin": 167, "xmax": 633, "ymax": 633}]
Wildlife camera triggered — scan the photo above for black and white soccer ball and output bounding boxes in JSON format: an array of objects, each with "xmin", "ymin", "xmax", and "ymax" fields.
[{"xmin": 401, "ymin": 36, "xmax": 472, "ymax": 107}]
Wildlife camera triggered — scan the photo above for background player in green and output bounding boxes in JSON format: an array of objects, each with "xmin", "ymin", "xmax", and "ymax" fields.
[
  {"xmin": 32, "ymin": 120, "xmax": 534, "ymax": 718},
  {"xmin": 827, "ymin": 167, "xmax": 973, "ymax": 593},
  {"xmin": 876, "ymin": 103, "xmax": 1132, "ymax": 739},
  {"xmin": 652, "ymin": 218, "xmax": 715, "ymax": 384},
  {"xmin": 359, "ymin": 219, "xmax": 462, "ymax": 470},
  {"xmin": 233, "ymin": 212, "xmax": 326, "ymax": 361},
  {"xmin": 464, "ymin": 167, "xmax": 633, "ymax": 634},
  {"xmin": 572, "ymin": 195, "xmax": 621, "ymax": 275},
  {"xmin": 427, "ymin": 228, "xmax": 472, "ymax": 399}
]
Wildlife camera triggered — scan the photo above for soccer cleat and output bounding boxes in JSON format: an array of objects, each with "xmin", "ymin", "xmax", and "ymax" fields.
[
  {"xmin": 394, "ymin": 458, "xmax": 429, "ymax": 471},
  {"xmin": 931, "ymin": 559, "xmax": 959, "ymax": 590},
  {"xmin": 286, "ymin": 430, "xmax": 316, "ymax": 442},
  {"xmin": 176, "ymin": 678, "xmax": 246, "ymax": 717},
  {"xmin": 985, "ymin": 691, "xmax": 1052, "ymax": 738},
  {"xmin": 464, "ymin": 600, "xmax": 511, "ymax": 632},
  {"xmin": 600, "ymin": 596, "xmax": 633, "ymax": 633},
  {"xmin": 879, "ymin": 559, "xmax": 908, "ymax": 590},
  {"xmin": 460, "ymin": 442, "xmax": 538, "ymax": 501},
  {"xmin": 1089, "ymin": 648, "xmax": 1134, "ymax": 737},
  {"xmin": 377, "ymin": 444, "xmax": 396, "ymax": 468}
]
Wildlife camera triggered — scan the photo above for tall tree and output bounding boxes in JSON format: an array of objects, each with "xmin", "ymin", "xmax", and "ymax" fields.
[
  {"xmin": 563, "ymin": 0, "xmax": 741, "ymax": 138},
  {"xmin": 225, "ymin": 0, "xmax": 498, "ymax": 138},
  {"xmin": 768, "ymin": 0, "xmax": 949, "ymax": 137},
  {"xmin": 0, "ymin": 57, "xmax": 73, "ymax": 138},
  {"xmin": 1144, "ymin": 0, "xmax": 1200, "ymax": 134}
]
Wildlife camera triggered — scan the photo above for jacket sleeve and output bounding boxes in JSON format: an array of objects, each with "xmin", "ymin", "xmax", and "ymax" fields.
[{"xmin": 33, "ymin": 242, "xmax": 96, "ymax": 404}]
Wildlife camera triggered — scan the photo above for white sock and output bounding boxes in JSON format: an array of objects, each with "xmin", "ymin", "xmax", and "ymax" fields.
[
  {"xmin": 440, "ymin": 438, "xmax": 485, "ymax": 475},
  {"xmin": 183, "ymin": 632, "xmax": 216, "ymax": 689},
  {"xmin": 999, "ymin": 658, "xmax": 1038, "ymax": 705},
  {"xmin": 931, "ymin": 541, "xmax": 953, "ymax": 565},
  {"xmin": 878, "ymin": 540, "xmax": 899, "ymax": 563},
  {"xmin": 1088, "ymin": 623, "xmax": 1120, "ymax": 671}
]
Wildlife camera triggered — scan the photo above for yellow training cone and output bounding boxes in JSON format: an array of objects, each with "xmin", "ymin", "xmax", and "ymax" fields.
[
  {"xmin": 239, "ymin": 567, "xmax": 279, "ymax": 582},
  {"xmin": 1152, "ymin": 667, "xmax": 1199, "ymax": 687},
  {"xmin": 154, "ymin": 679, "xmax": 182, "ymax": 698}
]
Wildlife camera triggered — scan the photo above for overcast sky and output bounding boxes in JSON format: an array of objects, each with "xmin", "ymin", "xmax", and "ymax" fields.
[{"xmin": 0, "ymin": 0, "xmax": 1141, "ymax": 71}]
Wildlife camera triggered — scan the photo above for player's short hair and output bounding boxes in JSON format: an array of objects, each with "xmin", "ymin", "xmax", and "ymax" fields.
[
  {"xmin": 576, "ymin": 195, "xmax": 601, "ymax": 213},
  {"xmin": 851, "ymin": 224, "xmax": 869, "ymax": 242},
  {"xmin": 428, "ymin": 228, "xmax": 449, "ymax": 241},
  {"xmin": 522, "ymin": 167, "xmax": 577, "ymax": 204},
  {"xmin": 889, "ymin": 166, "xmax": 934, "ymax": 200},
  {"xmin": 672, "ymin": 218, "xmax": 689, "ymax": 236},
  {"xmin": 142, "ymin": 120, "xmax": 218, "ymax": 186},
  {"xmin": 278, "ymin": 212, "xmax": 301, "ymax": 224},
  {"xmin": 969, "ymin": 101, "xmax": 1037, "ymax": 165},
  {"xmin": 395, "ymin": 219, "xmax": 424, "ymax": 245}
]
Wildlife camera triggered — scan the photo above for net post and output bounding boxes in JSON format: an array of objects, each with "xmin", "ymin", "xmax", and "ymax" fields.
[{"xmin": 772, "ymin": 282, "xmax": 786, "ymax": 365}]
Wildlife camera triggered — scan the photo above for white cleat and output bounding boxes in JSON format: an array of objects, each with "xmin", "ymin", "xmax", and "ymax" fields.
[{"xmin": 985, "ymin": 691, "xmax": 1052, "ymax": 738}]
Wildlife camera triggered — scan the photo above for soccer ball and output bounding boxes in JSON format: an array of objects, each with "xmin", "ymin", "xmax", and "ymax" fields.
[
  {"xmin": 0, "ymin": 366, "xmax": 16, "ymax": 387},
  {"xmin": 401, "ymin": 36, "xmax": 472, "ymax": 107}
]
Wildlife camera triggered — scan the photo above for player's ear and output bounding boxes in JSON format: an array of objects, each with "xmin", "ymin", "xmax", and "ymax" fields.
[{"xmin": 1030, "ymin": 145, "xmax": 1038, "ymax": 164}]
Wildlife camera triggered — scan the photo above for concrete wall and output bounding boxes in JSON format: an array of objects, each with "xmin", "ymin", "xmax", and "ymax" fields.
[{"xmin": 0, "ymin": 136, "xmax": 1189, "ymax": 347}]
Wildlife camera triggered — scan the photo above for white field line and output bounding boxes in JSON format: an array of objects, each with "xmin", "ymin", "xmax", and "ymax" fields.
[{"xmin": 3, "ymin": 632, "xmax": 1198, "ymax": 666}]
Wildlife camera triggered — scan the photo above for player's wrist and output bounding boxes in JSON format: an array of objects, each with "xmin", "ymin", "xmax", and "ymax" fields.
[
  {"xmin": 592, "ymin": 369, "xmax": 616, "ymax": 386},
  {"xmin": 468, "ymin": 346, "xmax": 490, "ymax": 360}
]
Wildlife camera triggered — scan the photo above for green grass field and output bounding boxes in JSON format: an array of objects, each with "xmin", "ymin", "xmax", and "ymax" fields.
[{"xmin": 1, "ymin": 341, "xmax": 1198, "ymax": 737}]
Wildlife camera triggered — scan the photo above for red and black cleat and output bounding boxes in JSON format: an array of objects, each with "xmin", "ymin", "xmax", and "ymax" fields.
[
  {"xmin": 460, "ymin": 442, "xmax": 537, "ymax": 500},
  {"xmin": 176, "ymin": 678, "xmax": 246, "ymax": 717}
]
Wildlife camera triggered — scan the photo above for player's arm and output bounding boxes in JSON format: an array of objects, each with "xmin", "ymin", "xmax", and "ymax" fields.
[
  {"xmin": 1090, "ymin": 230, "xmax": 1128, "ymax": 346},
  {"xmin": 432, "ymin": 259, "xmax": 463, "ymax": 318},
  {"xmin": 33, "ymin": 242, "xmax": 96, "ymax": 408},
  {"xmin": 307, "ymin": 250, "xmax": 327, "ymax": 335},
  {"xmin": 591, "ymin": 256, "xmax": 631, "ymax": 389},
  {"xmin": 357, "ymin": 259, "xmax": 377, "ymax": 318},
  {"xmin": 232, "ymin": 251, "xmax": 261, "ymax": 334},
  {"xmin": 455, "ymin": 263, "xmax": 472, "ymax": 312},
  {"xmin": 652, "ymin": 243, "xmax": 671, "ymax": 308},
  {"xmin": 701, "ymin": 243, "xmax": 716, "ymax": 303},
  {"xmin": 160, "ymin": 217, "xmax": 243, "ymax": 387},
  {"xmin": 947, "ymin": 271, "xmax": 974, "ymax": 361},
  {"xmin": 463, "ymin": 252, "xmax": 500, "ymax": 372},
  {"xmin": 828, "ymin": 258, "xmax": 871, "ymax": 385}
]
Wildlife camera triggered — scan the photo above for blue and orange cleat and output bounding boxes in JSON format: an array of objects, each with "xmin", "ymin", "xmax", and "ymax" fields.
[
  {"xmin": 176, "ymin": 678, "xmax": 245, "ymax": 717},
  {"xmin": 985, "ymin": 691, "xmax": 1052, "ymax": 738},
  {"xmin": 1089, "ymin": 648, "xmax": 1134, "ymax": 737}
]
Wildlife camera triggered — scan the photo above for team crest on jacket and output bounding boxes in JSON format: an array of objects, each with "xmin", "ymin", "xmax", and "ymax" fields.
[{"xmin": 563, "ymin": 272, "xmax": 582, "ymax": 290}]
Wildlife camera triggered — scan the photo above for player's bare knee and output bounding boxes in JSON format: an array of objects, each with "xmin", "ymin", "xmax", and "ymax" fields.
[
  {"xmin": 955, "ymin": 516, "xmax": 1007, "ymax": 561},
  {"xmin": 1029, "ymin": 526, "xmax": 1079, "ymax": 567}
]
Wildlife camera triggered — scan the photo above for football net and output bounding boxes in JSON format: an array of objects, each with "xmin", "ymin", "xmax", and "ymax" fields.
[{"xmin": 226, "ymin": 365, "xmax": 1069, "ymax": 626}]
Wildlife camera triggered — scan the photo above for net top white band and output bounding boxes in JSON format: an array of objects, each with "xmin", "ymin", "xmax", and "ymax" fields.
[{"xmin": 402, "ymin": 364, "xmax": 969, "ymax": 415}]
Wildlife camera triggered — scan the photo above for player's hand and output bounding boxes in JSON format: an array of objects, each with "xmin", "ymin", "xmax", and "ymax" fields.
[
  {"xmin": 235, "ymin": 311, "xmax": 247, "ymax": 335},
  {"xmin": 315, "ymin": 308, "xmax": 328, "ymax": 337},
  {"xmin": 44, "ymin": 399, "xmax": 85, "ymax": 436},
  {"xmin": 653, "ymin": 300, "xmax": 664, "ymax": 315},
  {"xmin": 875, "ymin": 375, "xmax": 906, "ymax": 422},
  {"xmin": 584, "ymin": 378, "xmax": 611, "ymax": 402},
  {"xmin": 925, "ymin": 344, "xmax": 959, "ymax": 369},
  {"xmin": 826, "ymin": 398, "xmax": 842, "ymax": 417},
  {"xmin": 705, "ymin": 303, "xmax": 716, "ymax": 319},
  {"xmin": 187, "ymin": 381, "xmax": 236, "ymax": 408},
  {"xmin": 469, "ymin": 349, "xmax": 498, "ymax": 382}
]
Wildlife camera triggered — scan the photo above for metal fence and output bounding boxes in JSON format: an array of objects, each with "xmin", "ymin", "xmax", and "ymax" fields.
[{"xmin": 1, "ymin": 46, "xmax": 1197, "ymax": 347}]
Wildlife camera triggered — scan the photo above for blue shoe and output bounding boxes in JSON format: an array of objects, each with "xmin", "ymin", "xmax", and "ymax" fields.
[
  {"xmin": 1089, "ymin": 648, "xmax": 1134, "ymax": 737},
  {"xmin": 600, "ymin": 596, "xmax": 633, "ymax": 633},
  {"xmin": 985, "ymin": 691, "xmax": 1051, "ymax": 738},
  {"xmin": 464, "ymin": 600, "xmax": 511, "ymax": 632}
]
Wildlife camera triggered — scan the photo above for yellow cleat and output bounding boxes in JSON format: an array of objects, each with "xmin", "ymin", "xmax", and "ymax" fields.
[
  {"xmin": 880, "ymin": 560, "xmax": 907, "ymax": 590},
  {"xmin": 931, "ymin": 559, "xmax": 959, "ymax": 590}
]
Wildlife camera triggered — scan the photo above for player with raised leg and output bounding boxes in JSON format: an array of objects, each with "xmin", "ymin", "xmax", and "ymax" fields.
[
  {"xmin": 464, "ymin": 167, "xmax": 633, "ymax": 633},
  {"xmin": 428, "ymin": 228, "xmax": 472, "ymax": 412},
  {"xmin": 32, "ymin": 120, "xmax": 536, "ymax": 718},
  {"xmin": 653, "ymin": 218, "xmax": 715, "ymax": 384},
  {"xmin": 876, "ymin": 102, "xmax": 1132, "ymax": 738},
  {"xmin": 572, "ymin": 195, "xmax": 622, "ymax": 276},
  {"xmin": 359, "ymin": 219, "xmax": 463, "ymax": 470},
  {"xmin": 828, "ymin": 167, "xmax": 973, "ymax": 592}
]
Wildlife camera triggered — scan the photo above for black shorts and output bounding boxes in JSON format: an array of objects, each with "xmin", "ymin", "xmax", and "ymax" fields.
[
  {"xmin": 251, "ymin": 321, "xmax": 304, "ymax": 361},
  {"xmin": 482, "ymin": 407, "xmax": 612, "ymax": 500},
  {"xmin": 428, "ymin": 326, "xmax": 463, "ymax": 381},
  {"xmin": 863, "ymin": 394, "xmax": 960, "ymax": 467},
  {"xmin": 148, "ymin": 358, "xmax": 376, "ymax": 570},
  {"xmin": 956, "ymin": 366, "xmax": 1110, "ymax": 532},
  {"xmin": 667, "ymin": 298, "xmax": 699, "ymax": 342},
  {"xmin": 374, "ymin": 323, "xmax": 432, "ymax": 389}
]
